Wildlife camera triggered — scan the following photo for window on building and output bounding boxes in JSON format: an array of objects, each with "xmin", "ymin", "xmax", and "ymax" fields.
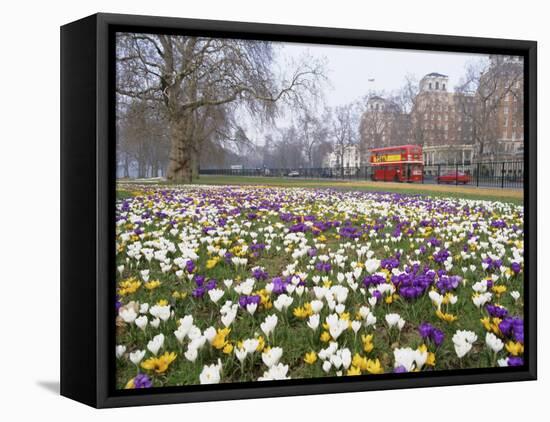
[
  {"xmin": 443, "ymin": 83, "xmax": 446, "ymax": 90},
  {"xmin": 429, "ymin": 83, "xmax": 432, "ymax": 90}
]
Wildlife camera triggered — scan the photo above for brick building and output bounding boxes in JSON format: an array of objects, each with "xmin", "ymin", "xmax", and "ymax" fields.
[{"xmin": 358, "ymin": 58, "xmax": 524, "ymax": 166}]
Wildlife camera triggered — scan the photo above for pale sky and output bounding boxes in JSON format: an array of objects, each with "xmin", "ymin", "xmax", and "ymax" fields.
[
  {"xmin": 277, "ymin": 41, "xmax": 489, "ymax": 107},
  {"xmin": 241, "ymin": 41, "xmax": 489, "ymax": 146}
]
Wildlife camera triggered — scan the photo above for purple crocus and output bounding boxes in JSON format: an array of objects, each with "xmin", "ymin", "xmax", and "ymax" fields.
[
  {"xmin": 192, "ymin": 286, "xmax": 206, "ymax": 298},
  {"xmin": 507, "ymin": 356, "xmax": 524, "ymax": 366},
  {"xmin": 417, "ymin": 322, "xmax": 445, "ymax": 347},
  {"xmin": 238, "ymin": 295, "xmax": 261, "ymax": 309},
  {"xmin": 133, "ymin": 373, "xmax": 153, "ymax": 388},
  {"xmin": 185, "ymin": 260, "xmax": 196, "ymax": 273},
  {"xmin": 435, "ymin": 275, "xmax": 461, "ymax": 294},
  {"xmin": 271, "ymin": 277, "xmax": 289, "ymax": 294},
  {"xmin": 499, "ymin": 317, "xmax": 524, "ymax": 343},
  {"xmin": 252, "ymin": 267, "xmax": 268, "ymax": 281},
  {"xmin": 486, "ymin": 304, "xmax": 509, "ymax": 319}
]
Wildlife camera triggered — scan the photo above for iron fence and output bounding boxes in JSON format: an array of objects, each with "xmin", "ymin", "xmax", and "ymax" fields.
[{"xmin": 200, "ymin": 161, "xmax": 524, "ymax": 189}]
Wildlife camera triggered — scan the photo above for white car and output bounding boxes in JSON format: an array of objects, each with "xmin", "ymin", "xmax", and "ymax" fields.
[{"xmin": 287, "ymin": 171, "xmax": 300, "ymax": 177}]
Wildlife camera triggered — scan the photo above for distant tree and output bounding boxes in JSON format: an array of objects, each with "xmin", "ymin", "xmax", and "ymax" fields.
[
  {"xmin": 455, "ymin": 58, "xmax": 523, "ymax": 161},
  {"xmin": 330, "ymin": 103, "xmax": 359, "ymax": 171},
  {"xmin": 116, "ymin": 34, "xmax": 325, "ymax": 182},
  {"xmin": 296, "ymin": 108, "xmax": 330, "ymax": 168}
]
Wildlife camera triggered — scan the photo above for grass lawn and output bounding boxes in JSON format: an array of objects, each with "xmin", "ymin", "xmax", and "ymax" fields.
[
  {"xmin": 118, "ymin": 175, "xmax": 523, "ymax": 205},
  {"xmin": 114, "ymin": 183, "xmax": 524, "ymax": 387}
]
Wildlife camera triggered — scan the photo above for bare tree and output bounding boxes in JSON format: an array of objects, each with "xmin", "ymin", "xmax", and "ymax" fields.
[
  {"xmin": 455, "ymin": 58, "xmax": 523, "ymax": 161},
  {"xmin": 296, "ymin": 108, "xmax": 330, "ymax": 167},
  {"xmin": 118, "ymin": 100, "xmax": 170, "ymax": 178},
  {"xmin": 330, "ymin": 103, "xmax": 359, "ymax": 171},
  {"xmin": 116, "ymin": 33, "xmax": 325, "ymax": 182}
]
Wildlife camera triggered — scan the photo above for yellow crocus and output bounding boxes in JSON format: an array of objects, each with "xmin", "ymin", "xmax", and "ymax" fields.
[
  {"xmin": 436, "ymin": 309, "xmax": 457, "ymax": 323},
  {"xmin": 141, "ymin": 352, "xmax": 177, "ymax": 374},
  {"xmin": 256, "ymin": 336, "xmax": 266, "ymax": 352},
  {"xmin": 505, "ymin": 341, "xmax": 524, "ymax": 356},
  {"xmin": 212, "ymin": 328, "xmax": 231, "ymax": 350},
  {"xmin": 366, "ymin": 358, "xmax": 384, "ymax": 374},
  {"xmin": 492, "ymin": 285, "xmax": 507, "ymax": 295},
  {"xmin": 320, "ymin": 331, "xmax": 331, "ymax": 343},
  {"xmin": 347, "ymin": 366, "xmax": 362, "ymax": 376},
  {"xmin": 352, "ymin": 353, "xmax": 368, "ymax": 371},
  {"xmin": 304, "ymin": 351, "xmax": 318, "ymax": 365},
  {"xmin": 144, "ymin": 280, "xmax": 161, "ymax": 290},
  {"xmin": 205, "ymin": 258, "xmax": 219, "ymax": 269},
  {"xmin": 361, "ymin": 334, "xmax": 374, "ymax": 353}
]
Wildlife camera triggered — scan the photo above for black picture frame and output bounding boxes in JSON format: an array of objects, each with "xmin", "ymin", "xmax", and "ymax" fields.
[{"xmin": 60, "ymin": 12, "xmax": 537, "ymax": 408}]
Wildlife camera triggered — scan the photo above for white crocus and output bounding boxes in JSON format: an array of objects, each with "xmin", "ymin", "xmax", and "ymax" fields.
[
  {"xmin": 385, "ymin": 313, "xmax": 405, "ymax": 330},
  {"xmin": 310, "ymin": 300, "xmax": 324, "ymax": 314},
  {"xmin": 199, "ymin": 359, "xmax": 222, "ymax": 384},
  {"xmin": 246, "ymin": 302, "xmax": 258, "ymax": 315},
  {"xmin": 119, "ymin": 307, "xmax": 137, "ymax": 324},
  {"xmin": 129, "ymin": 349, "xmax": 146, "ymax": 365},
  {"xmin": 243, "ymin": 338, "xmax": 260, "ymax": 354},
  {"xmin": 208, "ymin": 288, "xmax": 224, "ymax": 304},
  {"xmin": 325, "ymin": 313, "xmax": 348, "ymax": 340},
  {"xmin": 364, "ymin": 258, "xmax": 381, "ymax": 274},
  {"xmin": 393, "ymin": 347, "xmax": 428, "ymax": 372},
  {"xmin": 260, "ymin": 314, "xmax": 278, "ymax": 337},
  {"xmin": 262, "ymin": 347, "xmax": 283, "ymax": 368},
  {"xmin": 428, "ymin": 290, "xmax": 443, "ymax": 308},
  {"xmin": 149, "ymin": 304, "xmax": 171, "ymax": 322},
  {"xmin": 351, "ymin": 320, "xmax": 362, "ymax": 334},
  {"xmin": 184, "ymin": 347, "xmax": 198, "ymax": 362},
  {"xmin": 452, "ymin": 330, "xmax": 477, "ymax": 358},
  {"xmin": 235, "ymin": 347, "xmax": 248, "ymax": 363},
  {"xmin": 510, "ymin": 291, "xmax": 521, "ymax": 302},
  {"xmin": 116, "ymin": 345, "xmax": 126, "ymax": 359},
  {"xmin": 134, "ymin": 315, "xmax": 148, "ymax": 331},
  {"xmin": 486, "ymin": 332, "xmax": 504, "ymax": 353},
  {"xmin": 147, "ymin": 333, "xmax": 165, "ymax": 356},
  {"xmin": 204, "ymin": 326, "xmax": 217, "ymax": 344},
  {"xmin": 307, "ymin": 314, "xmax": 320, "ymax": 330},
  {"xmin": 273, "ymin": 294, "xmax": 293, "ymax": 312},
  {"xmin": 221, "ymin": 309, "xmax": 237, "ymax": 327},
  {"xmin": 258, "ymin": 363, "xmax": 290, "ymax": 381}
]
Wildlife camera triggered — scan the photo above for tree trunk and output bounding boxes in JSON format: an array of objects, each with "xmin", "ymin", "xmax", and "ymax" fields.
[{"xmin": 166, "ymin": 117, "xmax": 194, "ymax": 183}]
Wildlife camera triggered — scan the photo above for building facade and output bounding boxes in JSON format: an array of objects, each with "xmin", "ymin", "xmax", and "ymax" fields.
[
  {"xmin": 356, "ymin": 59, "xmax": 524, "ymax": 167},
  {"xmin": 324, "ymin": 144, "xmax": 361, "ymax": 173}
]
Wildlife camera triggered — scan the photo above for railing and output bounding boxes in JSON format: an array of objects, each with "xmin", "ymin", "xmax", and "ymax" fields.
[{"xmin": 200, "ymin": 161, "xmax": 524, "ymax": 189}]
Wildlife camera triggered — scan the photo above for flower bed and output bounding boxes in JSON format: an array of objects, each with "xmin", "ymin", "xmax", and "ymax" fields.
[{"xmin": 115, "ymin": 185, "xmax": 524, "ymax": 388}]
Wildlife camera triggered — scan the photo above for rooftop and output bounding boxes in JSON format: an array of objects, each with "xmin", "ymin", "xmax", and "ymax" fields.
[{"xmin": 425, "ymin": 72, "xmax": 448, "ymax": 78}]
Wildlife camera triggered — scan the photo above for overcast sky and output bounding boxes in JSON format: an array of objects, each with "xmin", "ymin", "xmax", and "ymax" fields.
[
  {"xmin": 241, "ymin": 42, "xmax": 490, "ymax": 146},
  {"xmin": 276, "ymin": 42, "xmax": 490, "ymax": 107}
]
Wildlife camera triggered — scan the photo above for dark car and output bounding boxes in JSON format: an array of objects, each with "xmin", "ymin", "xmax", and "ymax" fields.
[{"xmin": 437, "ymin": 171, "xmax": 471, "ymax": 184}]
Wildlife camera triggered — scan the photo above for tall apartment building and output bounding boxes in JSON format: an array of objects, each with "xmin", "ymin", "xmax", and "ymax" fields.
[
  {"xmin": 475, "ymin": 55, "xmax": 524, "ymax": 162},
  {"xmin": 411, "ymin": 72, "xmax": 475, "ymax": 166},
  {"xmin": 359, "ymin": 96, "xmax": 411, "ymax": 163},
  {"xmin": 358, "ymin": 57, "xmax": 524, "ymax": 166}
]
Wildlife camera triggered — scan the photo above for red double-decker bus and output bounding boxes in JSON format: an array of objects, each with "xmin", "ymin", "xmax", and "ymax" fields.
[{"xmin": 369, "ymin": 145, "xmax": 424, "ymax": 183}]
